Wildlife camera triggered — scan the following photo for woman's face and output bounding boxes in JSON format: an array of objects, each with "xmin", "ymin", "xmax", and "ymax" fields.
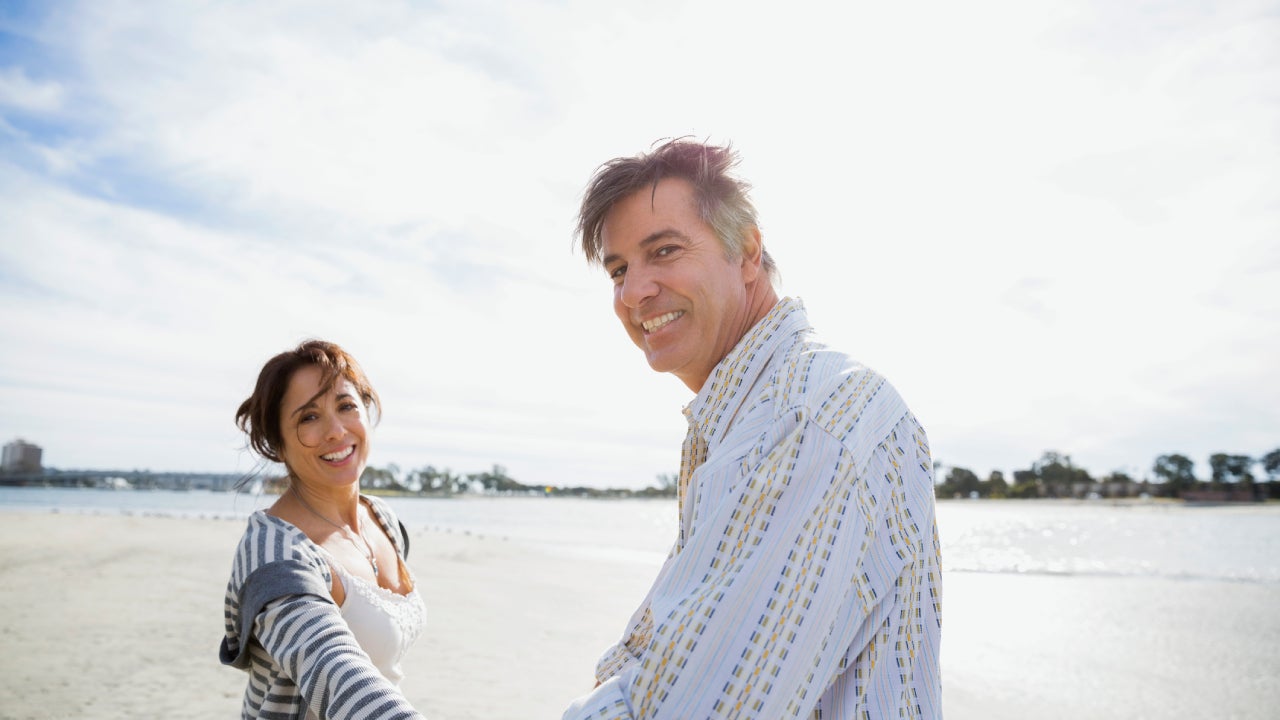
[{"xmin": 277, "ymin": 365, "xmax": 370, "ymax": 492}]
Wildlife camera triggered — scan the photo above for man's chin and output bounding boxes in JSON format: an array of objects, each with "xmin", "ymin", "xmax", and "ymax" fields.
[
  {"xmin": 644, "ymin": 350, "xmax": 693, "ymax": 381},
  {"xmin": 643, "ymin": 350, "xmax": 674, "ymax": 374}
]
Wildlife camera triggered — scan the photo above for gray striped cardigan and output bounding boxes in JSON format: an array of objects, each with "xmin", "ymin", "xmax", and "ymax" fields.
[{"xmin": 220, "ymin": 495, "xmax": 424, "ymax": 719}]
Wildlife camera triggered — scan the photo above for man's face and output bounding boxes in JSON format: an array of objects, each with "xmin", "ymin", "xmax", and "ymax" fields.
[{"xmin": 600, "ymin": 178, "xmax": 758, "ymax": 392}]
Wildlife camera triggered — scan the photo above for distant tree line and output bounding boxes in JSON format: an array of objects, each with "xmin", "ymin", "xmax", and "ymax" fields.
[
  {"xmin": 935, "ymin": 448, "xmax": 1280, "ymax": 501},
  {"xmin": 276, "ymin": 464, "xmax": 682, "ymax": 499}
]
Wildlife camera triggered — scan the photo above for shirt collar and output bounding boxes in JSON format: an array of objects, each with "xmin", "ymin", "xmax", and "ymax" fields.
[{"xmin": 683, "ymin": 296, "xmax": 811, "ymax": 443}]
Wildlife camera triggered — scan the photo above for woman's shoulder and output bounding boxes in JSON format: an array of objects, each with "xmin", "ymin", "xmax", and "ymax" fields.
[
  {"xmin": 360, "ymin": 493, "xmax": 397, "ymax": 520},
  {"xmin": 229, "ymin": 510, "xmax": 329, "ymax": 580},
  {"xmin": 360, "ymin": 494, "xmax": 411, "ymax": 559},
  {"xmin": 237, "ymin": 508, "xmax": 307, "ymax": 543}
]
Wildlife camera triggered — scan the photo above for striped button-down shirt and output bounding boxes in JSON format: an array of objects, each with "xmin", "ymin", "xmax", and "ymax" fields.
[{"xmin": 565, "ymin": 297, "xmax": 942, "ymax": 719}]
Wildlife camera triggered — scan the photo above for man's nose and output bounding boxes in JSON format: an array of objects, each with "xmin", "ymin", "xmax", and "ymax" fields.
[{"xmin": 618, "ymin": 265, "xmax": 658, "ymax": 308}]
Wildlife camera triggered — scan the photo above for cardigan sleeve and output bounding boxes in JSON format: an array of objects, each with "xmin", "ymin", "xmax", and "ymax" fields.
[
  {"xmin": 254, "ymin": 593, "xmax": 423, "ymax": 719},
  {"xmin": 219, "ymin": 558, "xmax": 332, "ymax": 669}
]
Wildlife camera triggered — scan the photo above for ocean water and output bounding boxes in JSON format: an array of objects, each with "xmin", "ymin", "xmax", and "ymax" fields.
[
  {"xmin": 938, "ymin": 498, "xmax": 1280, "ymax": 584},
  {"xmin": 0, "ymin": 487, "xmax": 677, "ymax": 563},
  {"xmin": 4, "ymin": 487, "xmax": 1276, "ymax": 582}
]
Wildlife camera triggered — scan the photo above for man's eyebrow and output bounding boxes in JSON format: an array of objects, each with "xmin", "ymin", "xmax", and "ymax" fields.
[{"xmin": 602, "ymin": 229, "xmax": 687, "ymax": 268}]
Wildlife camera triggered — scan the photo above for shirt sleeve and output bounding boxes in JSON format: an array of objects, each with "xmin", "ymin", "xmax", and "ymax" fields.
[
  {"xmin": 593, "ymin": 545, "xmax": 680, "ymax": 683},
  {"xmin": 564, "ymin": 409, "xmax": 941, "ymax": 720},
  {"xmin": 254, "ymin": 592, "xmax": 426, "ymax": 720}
]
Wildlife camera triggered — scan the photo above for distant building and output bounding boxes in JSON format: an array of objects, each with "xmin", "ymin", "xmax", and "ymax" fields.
[{"xmin": 2, "ymin": 438, "xmax": 43, "ymax": 474}]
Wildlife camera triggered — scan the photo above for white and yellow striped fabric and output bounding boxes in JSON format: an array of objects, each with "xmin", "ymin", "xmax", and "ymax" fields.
[{"xmin": 566, "ymin": 297, "xmax": 942, "ymax": 719}]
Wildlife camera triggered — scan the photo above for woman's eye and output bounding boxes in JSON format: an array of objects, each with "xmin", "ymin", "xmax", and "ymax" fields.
[
  {"xmin": 340, "ymin": 402, "xmax": 359, "ymax": 412},
  {"xmin": 608, "ymin": 266, "xmax": 625, "ymax": 280},
  {"xmin": 299, "ymin": 413, "xmax": 318, "ymax": 424}
]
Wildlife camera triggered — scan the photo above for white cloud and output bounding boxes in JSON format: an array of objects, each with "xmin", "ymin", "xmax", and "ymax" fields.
[{"xmin": 0, "ymin": 66, "xmax": 64, "ymax": 112}]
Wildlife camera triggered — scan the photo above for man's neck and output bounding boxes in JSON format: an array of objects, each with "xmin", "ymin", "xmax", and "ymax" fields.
[{"xmin": 679, "ymin": 283, "xmax": 780, "ymax": 394}]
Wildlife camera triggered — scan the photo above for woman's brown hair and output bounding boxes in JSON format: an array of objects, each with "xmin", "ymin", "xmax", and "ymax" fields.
[{"xmin": 236, "ymin": 340, "xmax": 381, "ymax": 464}]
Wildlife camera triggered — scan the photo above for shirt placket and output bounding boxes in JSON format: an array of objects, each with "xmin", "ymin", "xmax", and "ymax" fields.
[{"xmin": 675, "ymin": 417, "xmax": 708, "ymax": 550}]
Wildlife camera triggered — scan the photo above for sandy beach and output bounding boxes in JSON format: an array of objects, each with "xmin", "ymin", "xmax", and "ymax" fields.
[
  {"xmin": 0, "ymin": 511, "xmax": 652, "ymax": 719},
  {"xmin": 1, "ymin": 510, "xmax": 1276, "ymax": 719}
]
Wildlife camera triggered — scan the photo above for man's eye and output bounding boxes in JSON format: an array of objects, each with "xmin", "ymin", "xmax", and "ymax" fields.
[{"xmin": 608, "ymin": 266, "xmax": 625, "ymax": 280}]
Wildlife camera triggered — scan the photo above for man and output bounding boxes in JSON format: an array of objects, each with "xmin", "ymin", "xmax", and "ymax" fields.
[{"xmin": 563, "ymin": 139, "xmax": 942, "ymax": 720}]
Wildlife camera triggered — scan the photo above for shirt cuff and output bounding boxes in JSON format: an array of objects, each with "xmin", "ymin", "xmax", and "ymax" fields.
[
  {"xmin": 594, "ymin": 641, "xmax": 638, "ymax": 683},
  {"xmin": 562, "ymin": 673, "xmax": 634, "ymax": 720}
]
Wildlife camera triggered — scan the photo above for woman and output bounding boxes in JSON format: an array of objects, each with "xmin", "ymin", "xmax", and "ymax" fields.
[{"xmin": 219, "ymin": 340, "xmax": 426, "ymax": 719}]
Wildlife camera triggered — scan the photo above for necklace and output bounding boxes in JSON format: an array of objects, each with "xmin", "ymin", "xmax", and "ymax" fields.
[{"xmin": 291, "ymin": 487, "xmax": 379, "ymax": 577}]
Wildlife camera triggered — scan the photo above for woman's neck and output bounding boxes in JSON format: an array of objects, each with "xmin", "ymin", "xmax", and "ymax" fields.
[{"xmin": 290, "ymin": 481, "xmax": 362, "ymax": 528}]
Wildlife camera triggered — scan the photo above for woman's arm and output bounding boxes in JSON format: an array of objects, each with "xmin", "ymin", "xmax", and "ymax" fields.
[{"xmin": 254, "ymin": 592, "xmax": 425, "ymax": 719}]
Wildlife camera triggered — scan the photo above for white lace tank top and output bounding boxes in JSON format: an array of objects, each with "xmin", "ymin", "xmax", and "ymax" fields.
[{"xmin": 328, "ymin": 557, "xmax": 427, "ymax": 684}]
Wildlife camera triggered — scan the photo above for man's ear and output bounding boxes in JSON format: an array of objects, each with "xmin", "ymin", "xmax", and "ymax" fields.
[{"xmin": 739, "ymin": 226, "xmax": 764, "ymax": 283}]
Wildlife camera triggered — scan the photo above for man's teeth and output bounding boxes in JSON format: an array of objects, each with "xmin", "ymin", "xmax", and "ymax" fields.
[
  {"xmin": 643, "ymin": 311, "xmax": 683, "ymax": 332},
  {"xmin": 322, "ymin": 446, "xmax": 355, "ymax": 461}
]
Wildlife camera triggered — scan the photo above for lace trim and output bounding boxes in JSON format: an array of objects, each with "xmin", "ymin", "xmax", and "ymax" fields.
[
  {"xmin": 313, "ymin": 541, "xmax": 427, "ymax": 649},
  {"xmin": 339, "ymin": 569, "xmax": 427, "ymax": 648}
]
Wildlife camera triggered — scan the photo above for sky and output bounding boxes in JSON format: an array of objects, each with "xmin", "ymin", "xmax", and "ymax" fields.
[{"xmin": 1, "ymin": 0, "xmax": 1277, "ymax": 490}]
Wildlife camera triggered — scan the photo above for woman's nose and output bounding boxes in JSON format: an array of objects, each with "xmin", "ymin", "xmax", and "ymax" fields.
[{"xmin": 324, "ymin": 413, "xmax": 345, "ymax": 441}]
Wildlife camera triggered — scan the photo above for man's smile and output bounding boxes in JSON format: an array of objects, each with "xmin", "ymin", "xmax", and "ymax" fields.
[{"xmin": 641, "ymin": 310, "xmax": 684, "ymax": 334}]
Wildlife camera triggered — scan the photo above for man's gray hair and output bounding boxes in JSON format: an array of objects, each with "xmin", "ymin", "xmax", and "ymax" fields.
[{"xmin": 575, "ymin": 138, "xmax": 777, "ymax": 280}]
